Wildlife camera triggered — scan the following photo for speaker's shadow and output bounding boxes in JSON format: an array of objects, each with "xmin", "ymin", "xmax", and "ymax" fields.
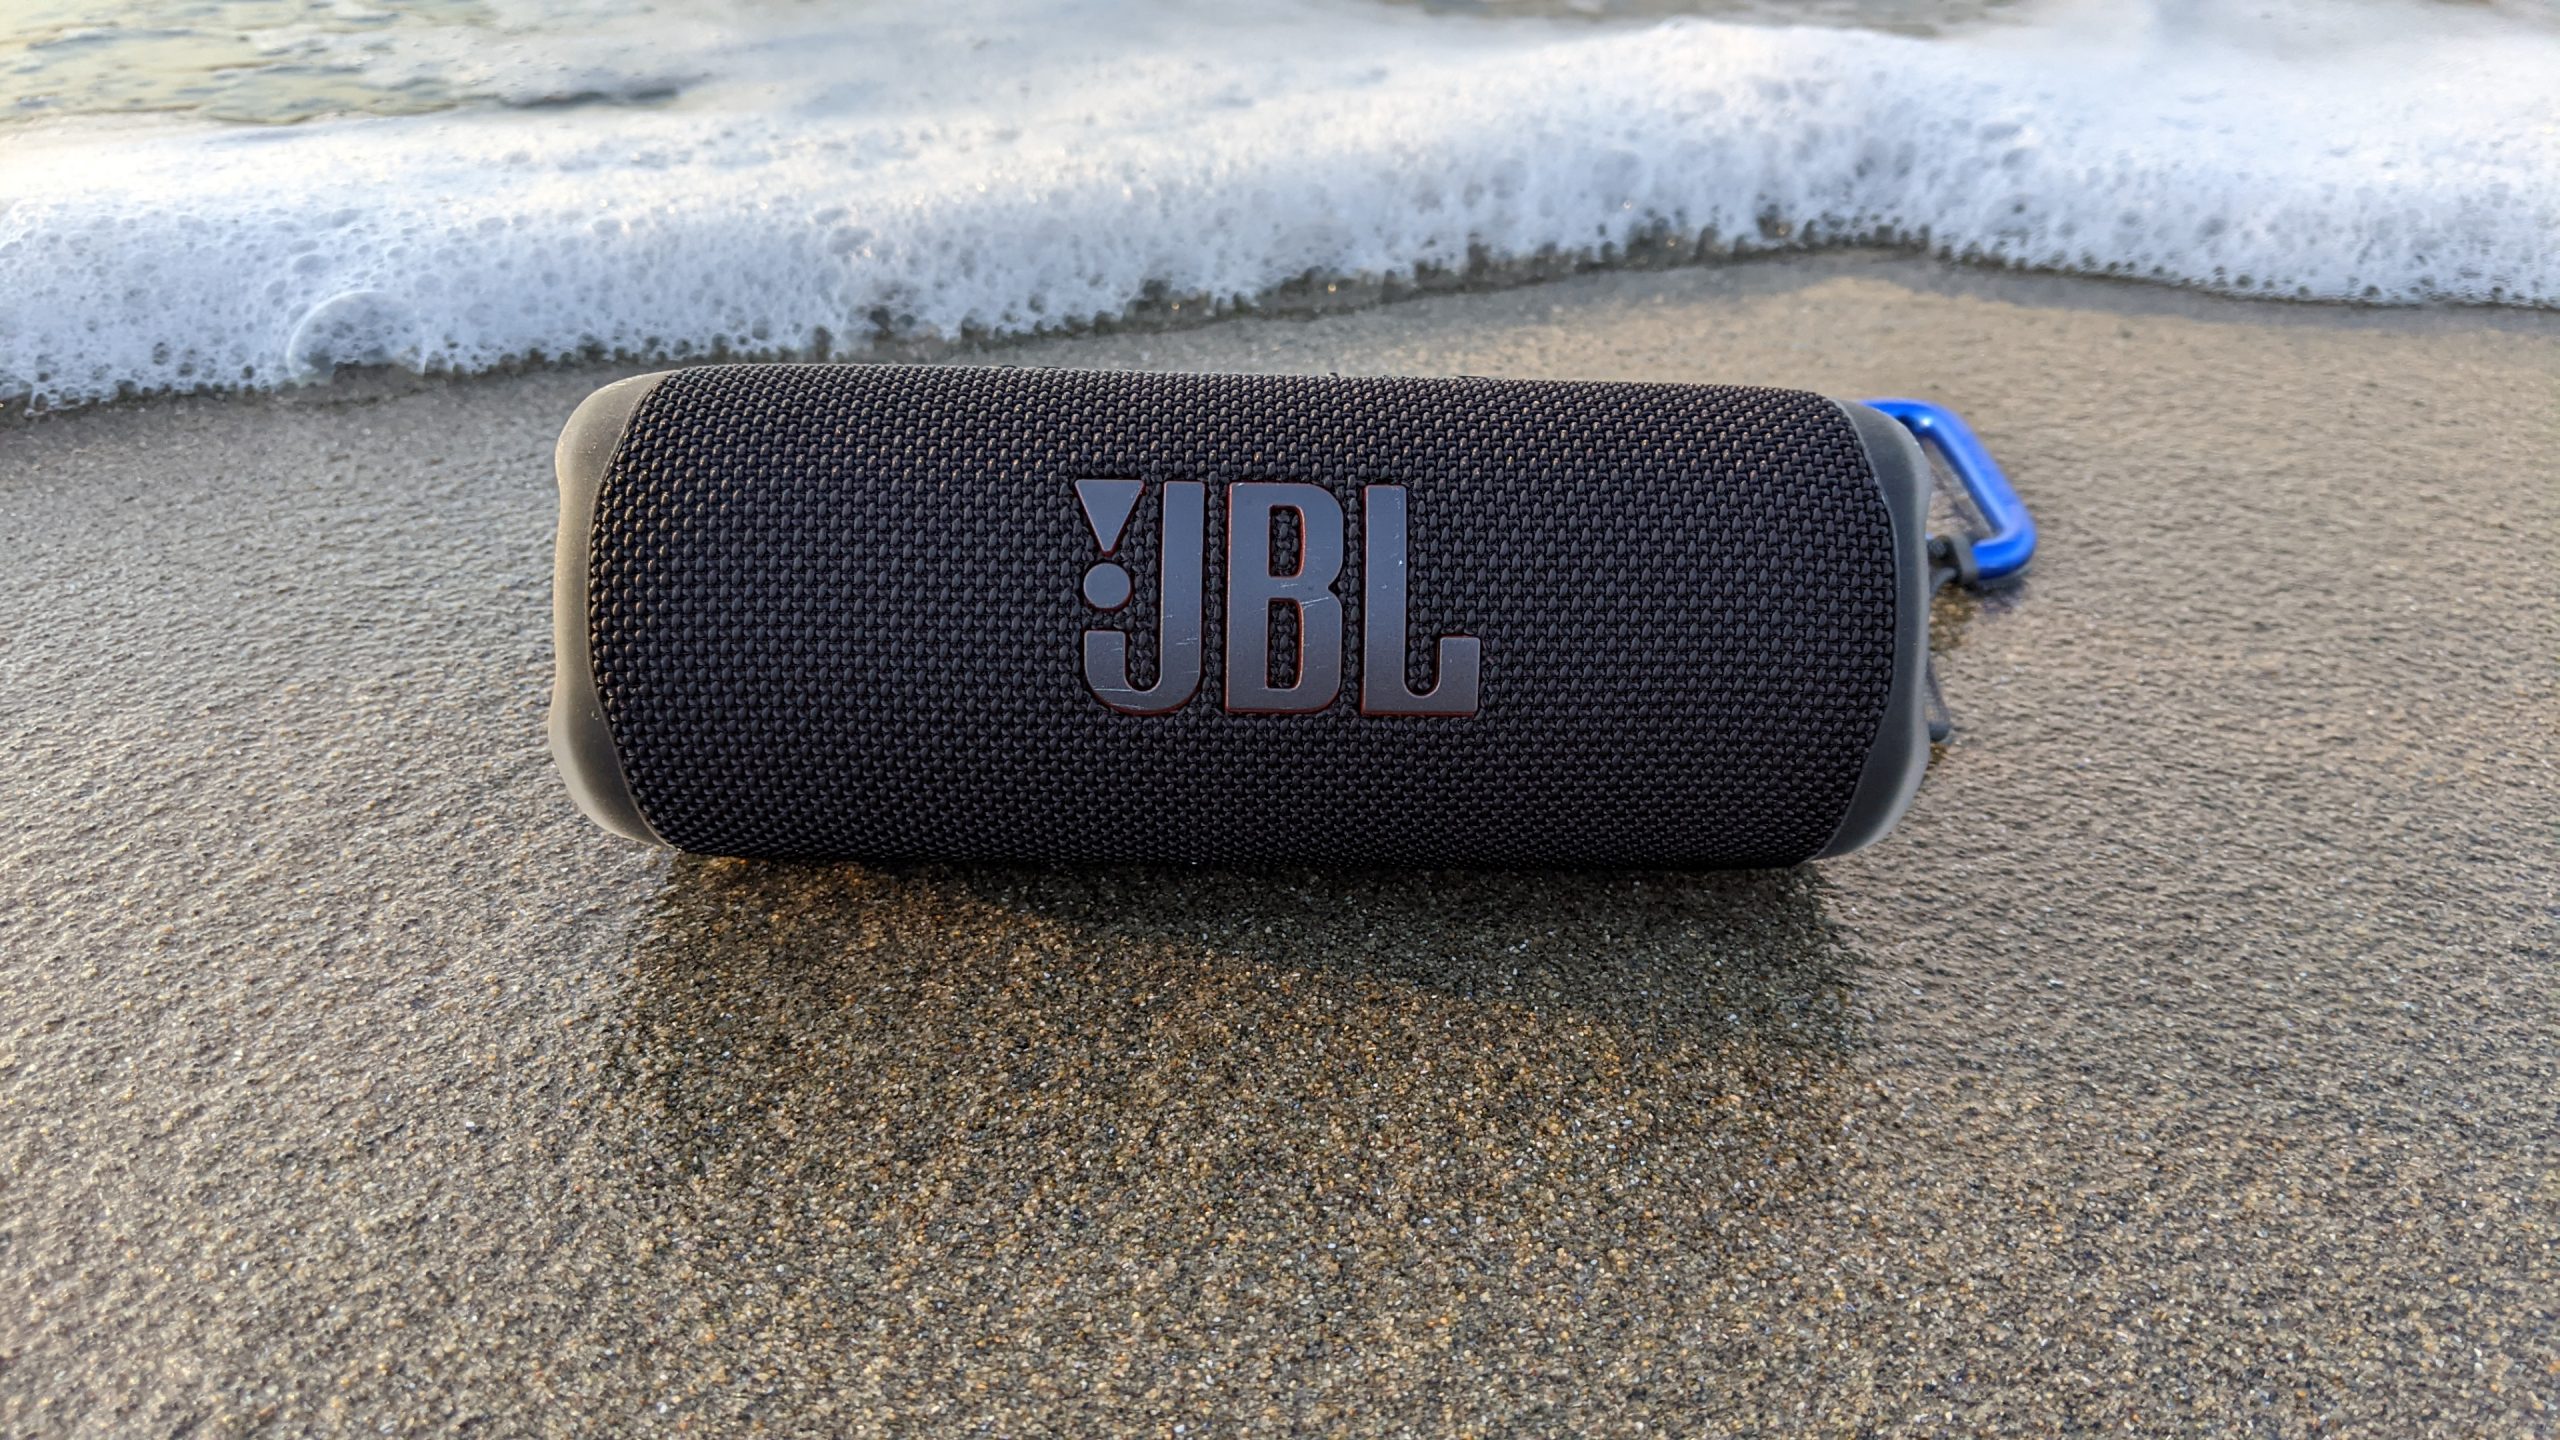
[{"xmin": 593, "ymin": 860, "xmax": 1870, "ymax": 1402}]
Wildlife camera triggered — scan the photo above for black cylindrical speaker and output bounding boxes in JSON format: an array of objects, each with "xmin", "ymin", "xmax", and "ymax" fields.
[{"xmin": 551, "ymin": 364, "xmax": 1931, "ymax": 868}]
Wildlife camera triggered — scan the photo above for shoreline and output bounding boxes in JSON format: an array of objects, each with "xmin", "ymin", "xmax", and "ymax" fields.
[
  {"xmin": 12, "ymin": 245, "xmax": 2560, "ymax": 428},
  {"xmin": 14, "ymin": 0, "xmax": 2558, "ymax": 414}
]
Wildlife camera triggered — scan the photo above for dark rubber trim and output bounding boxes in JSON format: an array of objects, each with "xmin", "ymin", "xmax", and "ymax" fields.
[
  {"xmin": 550, "ymin": 371, "xmax": 673, "ymax": 847},
  {"xmin": 1813, "ymin": 398, "xmax": 1933, "ymax": 859}
]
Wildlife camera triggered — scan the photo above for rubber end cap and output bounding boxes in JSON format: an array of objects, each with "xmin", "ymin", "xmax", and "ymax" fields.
[
  {"xmin": 1813, "ymin": 399, "xmax": 1934, "ymax": 859},
  {"xmin": 550, "ymin": 371, "xmax": 673, "ymax": 848}
]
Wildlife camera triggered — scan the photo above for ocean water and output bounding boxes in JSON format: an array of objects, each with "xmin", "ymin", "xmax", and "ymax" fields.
[{"xmin": 3, "ymin": 0, "xmax": 2555, "ymax": 408}]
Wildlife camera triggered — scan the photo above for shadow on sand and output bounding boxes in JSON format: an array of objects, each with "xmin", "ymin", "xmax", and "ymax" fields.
[
  {"xmin": 606, "ymin": 862, "xmax": 1863, "ymax": 1247},
  {"xmin": 568, "ymin": 859, "xmax": 1883, "ymax": 1422}
]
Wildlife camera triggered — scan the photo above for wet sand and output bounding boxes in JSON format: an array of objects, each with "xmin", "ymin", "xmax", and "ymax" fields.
[{"xmin": 4, "ymin": 254, "xmax": 2555, "ymax": 1434}]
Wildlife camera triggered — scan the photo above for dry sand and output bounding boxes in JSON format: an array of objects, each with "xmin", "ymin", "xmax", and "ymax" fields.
[{"xmin": 3, "ymin": 254, "xmax": 2555, "ymax": 1435}]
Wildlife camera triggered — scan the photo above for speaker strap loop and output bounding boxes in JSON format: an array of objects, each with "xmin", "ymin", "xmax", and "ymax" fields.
[
  {"xmin": 1877, "ymin": 402, "xmax": 2039, "ymax": 746},
  {"xmin": 1864, "ymin": 398, "xmax": 2036, "ymax": 588}
]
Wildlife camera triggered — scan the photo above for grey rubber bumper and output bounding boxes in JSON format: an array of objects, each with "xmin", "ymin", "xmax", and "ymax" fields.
[
  {"xmin": 1812, "ymin": 398, "xmax": 1934, "ymax": 859},
  {"xmin": 549, "ymin": 370, "xmax": 672, "ymax": 848}
]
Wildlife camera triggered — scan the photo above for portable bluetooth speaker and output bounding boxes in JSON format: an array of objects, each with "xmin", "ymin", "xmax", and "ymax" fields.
[{"xmin": 551, "ymin": 364, "xmax": 1937, "ymax": 869}]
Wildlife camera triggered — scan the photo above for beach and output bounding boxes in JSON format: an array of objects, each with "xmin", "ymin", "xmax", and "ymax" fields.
[{"xmin": 4, "ymin": 252, "xmax": 2554, "ymax": 1433}]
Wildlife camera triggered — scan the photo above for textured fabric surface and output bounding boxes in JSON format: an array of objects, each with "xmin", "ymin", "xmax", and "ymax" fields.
[{"xmin": 584, "ymin": 364, "xmax": 1896, "ymax": 867}]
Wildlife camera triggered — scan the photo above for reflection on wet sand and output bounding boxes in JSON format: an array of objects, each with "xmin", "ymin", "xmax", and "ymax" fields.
[{"xmin": 596, "ymin": 860, "xmax": 1862, "ymax": 1425}]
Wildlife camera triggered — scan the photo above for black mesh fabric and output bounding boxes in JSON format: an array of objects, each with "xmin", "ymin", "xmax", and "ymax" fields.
[{"xmin": 584, "ymin": 365, "xmax": 1896, "ymax": 868}]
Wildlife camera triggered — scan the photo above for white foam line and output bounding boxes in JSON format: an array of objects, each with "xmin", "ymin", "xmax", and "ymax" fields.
[{"xmin": 3, "ymin": 0, "xmax": 2554, "ymax": 408}]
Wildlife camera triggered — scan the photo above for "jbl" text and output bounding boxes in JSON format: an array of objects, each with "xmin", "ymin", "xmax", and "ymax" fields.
[{"xmin": 1075, "ymin": 479, "xmax": 1481, "ymax": 718}]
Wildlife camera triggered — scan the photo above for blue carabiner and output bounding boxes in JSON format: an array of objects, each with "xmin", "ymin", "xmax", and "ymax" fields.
[{"xmin": 1862, "ymin": 399, "xmax": 2035, "ymax": 586}]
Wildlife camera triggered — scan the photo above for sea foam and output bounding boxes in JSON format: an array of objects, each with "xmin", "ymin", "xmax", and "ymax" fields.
[{"xmin": 3, "ymin": 0, "xmax": 2555, "ymax": 408}]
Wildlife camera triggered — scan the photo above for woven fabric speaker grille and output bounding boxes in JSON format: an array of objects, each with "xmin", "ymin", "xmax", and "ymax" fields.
[{"xmin": 568, "ymin": 364, "xmax": 1916, "ymax": 868}]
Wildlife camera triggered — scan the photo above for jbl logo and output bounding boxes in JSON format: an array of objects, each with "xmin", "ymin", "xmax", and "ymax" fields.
[{"xmin": 1075, "ymin": 479, "xmax": 1482, "ymax": 718}]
